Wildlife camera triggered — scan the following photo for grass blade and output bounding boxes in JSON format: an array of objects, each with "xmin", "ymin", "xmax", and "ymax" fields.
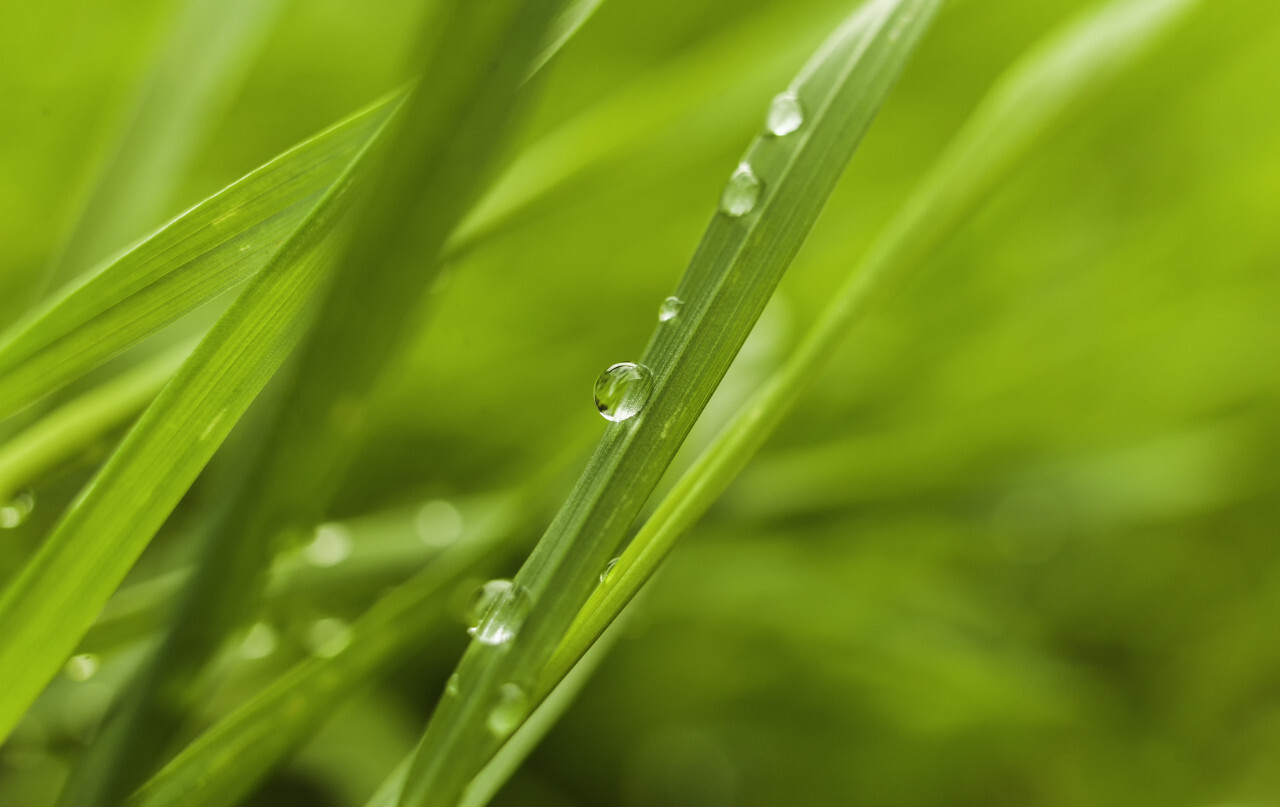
[
  {"xmin": 0, "ymin": 96, "xmax": 400, "ymax": 747},
  {"xmin": 0, "ymin": 95, "xmax": 398, "ymax": 422},
  {"xmin": 544, "ymin": 0, "xmax": 1204, "ymax": 690},
  {"xmin": 39, "ymin": 0, "xmax": 284, "ymax": 295},
  {"xmin": 397, "ymin": 2, "xmax": 943, "ymax": 804}
]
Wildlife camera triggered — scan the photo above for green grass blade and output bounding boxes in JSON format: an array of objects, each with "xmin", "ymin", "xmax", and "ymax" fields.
[
  {"xmin": 0, "ymin": 95, "xmax": 398, "ymax": 423},
  {"xmin": 39, "ymin": 0, "xmax": 284, "ymax": 295},
  {"xmin": 544, "ymin": 0, "xmax": 1204, "ymax": 690},
  {"xmin": 530, "ymin": 0, "xmax": 606, "ymax": 76},
  {"xmin": 0, "ymin": 342, "xmax": 190, "ymax": 503},
  {"xmin": 397, "ymin": 3, "xmax": 943, "ymax": 804},
  {"xmin": 124, "ymin": 497, "xmax": 524, "ymax": 807},
  {"xmin": 0, "ymin": 96, "xmax": 400, "ymax": 747}
]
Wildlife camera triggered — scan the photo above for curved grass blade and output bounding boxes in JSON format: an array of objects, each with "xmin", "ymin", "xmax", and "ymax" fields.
[
  {"xmin": 544, "ymin": 0, "xmax": 1204, "ymax": 691},
  {"xmin": 0, "ymin": 95, "xmax": 398, "ymax": 423},
  {"xmin": 0, "ymin": 342, "xmax": 191, "ymax": 503},
  {"xmin": 397, "ymin": 2, "xmax": 943, "ymax": 804},
  {"xmin": 0, "ymin": 95, "xmax": 401, "ymax": 747},
  {"xmin": 39, "ymin": 0, "xmax": 285, "ymax": 296},
  {"xmin": 124, "ymin": 496, "xmax": 526, "ymax": 807}
]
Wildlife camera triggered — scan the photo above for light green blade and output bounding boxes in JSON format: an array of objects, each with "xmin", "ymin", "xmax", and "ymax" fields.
[
  {"xmin": 544, "ymin": 0, "xmax": 1204, "ymax": 691},
  {"xmin": 396, "ymin": 2, "xmax": 944, "ymax": 805}
]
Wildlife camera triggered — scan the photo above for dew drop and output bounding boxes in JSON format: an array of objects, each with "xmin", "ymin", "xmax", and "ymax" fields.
[
  {"xmin": 720, "ymin": 163, "xmax": 762, "ymax": 217},
  {"xmin": 64, "ymin": 654, "xmax": 99, "ymax": 682},
  {"xmin": 239, "ymin": 622, "xmax": 278, "ymax": 659},
  {"xmin": 658, "ymin": 296, "xmax": 684, "ymax": 322},
  {"xmin": 0, "ymin": 489, "xmax": 36, "ymax": 529},
  {"xmin": 306, "ymin": 618, "xmax": 353, "ymax": 658},
  {"xmin": 593, "ymin": 362, "xmax": 654, "ymax": 422},
  {"xmin": 416, "ymin": 499, "xmax": 464, "ymax": 547},
  {"xmin": 466, "ymin": 579, "xmax": 532, "ymax": 646},
  {"xmin": 445, "ymin": 673, "xmax": 461, "ymax": 697},
  {"xmin": 487, "ymin": 683, "xmax": 529, "ymax": 738},
  {"xmin": 600, "ymin": 557, "xmax": 620, "ymax": 583},
  {"xmin": 766, "ymin": 91, "xmax": 804, "ymax": 136},
  {"xmin": 304, "ymin": 523, "xmax": 352, "ymax": 567}
]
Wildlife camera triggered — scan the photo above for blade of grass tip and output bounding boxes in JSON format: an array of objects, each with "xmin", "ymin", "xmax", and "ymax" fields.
[
  {"xmin": 0, "ymin": 93, "xmax": 403, "ymax": 748},
  {"xmin": 37, "ymin": 0, "xmax": 285, "ymax": 297},
  {"xmin": 397, "ymin": 2, "xmax": 943, "ymax": 805},
  {"xmin": 0, "ymin": 341, "xmax": 192, "ymax": 503},
  {"xmin": 123, "ymin": 494, "xmax": 529, "ymax": 807},
  {"xmin": 544, "ymin": 0, "xmax": 1204, "ymax": 690},
  {"xmin": 62, "ymin": 3, "xmax": 580, "ymax": 804},
  {"xmin": 0, "ymin": 93, "xmax": 400, "ymax": 423}
]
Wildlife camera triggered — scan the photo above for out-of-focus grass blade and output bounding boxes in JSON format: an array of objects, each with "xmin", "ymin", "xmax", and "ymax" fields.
[
  {"xmin": 40, "ymin": 0, "xmax": 285, "ymax": 295},
  {"xmin": 530, "ymin": 0, "xmax": 605, "ymax": 75},
  {"xmin": 64, "ymin": 3, "xmax": 577, "ymax": 805},
  {"xmin": 0, "ymin": 96, "xmax": 398, "ymax": 422},
  {"xmin": 124, "ymin": 497, "xmax": 524, "ymax": 807},
  {"xmin": 544, "ymin": 0, "xmax": 1204, "ymax": 689},
  {"xmin": 0, "ymin": 342, "xmax": 191, "ymax": 503},
  {"xmin": 0, "ymin": 97, "xmax": 400, "ymax": 746},
  {"xmin": 397, "ymin": 2, "xmax": 943, "ymax": 804}
]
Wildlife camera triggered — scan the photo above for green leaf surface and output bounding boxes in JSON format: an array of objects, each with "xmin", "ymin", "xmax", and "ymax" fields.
[
  {"xmin": 545, "ymin": 0, "xmax": 1204, "ymax": 690},
  {"xmin": 0, "ymin": 96, "xmax": 397, "ymax": 423},
  {"xmin": 397, "ymin": 2, "xmax": 943, "ymax": 804}
]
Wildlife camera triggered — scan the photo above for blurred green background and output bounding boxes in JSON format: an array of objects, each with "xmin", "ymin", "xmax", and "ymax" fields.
[{"xmin": 2, "ymin": 0, "xmax": 1279, "ymax": 805}]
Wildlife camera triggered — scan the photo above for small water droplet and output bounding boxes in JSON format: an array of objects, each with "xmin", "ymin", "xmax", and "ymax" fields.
[
  {"xmin": 766, "ymin": 91, "xmax": 804, "ymax": 136},
  {"xmin": 445, "ymin": 673, "xmax": 461, "ymax": 697},
  {"xmin": 306, "ymin": 618, "xmax": 353, "ymax": 658},
  {"xmin": 467, "ymin": 579, "xmax": 532, "ymax": 646},
  {"xmin": 0, "ymin": 489, "xmax": 36, "ymax": 529},
  {"xmin": 720, "ymin": 163, "xmax": 762, "ymax": 217},
  {"xmin": 239, "ymin": 622, "xmax": 278, "ymax": 659},
  {"xmin": 600, "ymin": 557, "xmax": 620, "ymax": 583},
  {"xmin": 304, "ymin": 523, "xmax": 352, "ymax": 567},
  {"xmin": 593, "ymin": 362, "xmax": 654, "ymax": 422},
  {"xmin": 416, "ymin": 499, "xmax": 463, "ymax": 547},
  {"xmin": 64, "ymin": 654, "xmax": 99, "ymax": 682},
  {"xmin": 487, "ymin": 683, "xmax": 529, "ymax": 738},
  {"xmin": 658, "ymin": 296, "xmax": 684, "ymax": 322}
]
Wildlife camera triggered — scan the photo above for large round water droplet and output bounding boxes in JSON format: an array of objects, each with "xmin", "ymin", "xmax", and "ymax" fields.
[
  {"xmin": 658, "ymin": 296, "xmax": 683, "ymax": 322},
  {"xmin": 467, "ymin": 579, "xmax": 532, "ymax": 646},
  {"xmin": 487, "ymin": 683, "xmax": 529, "ymax": 738},
  {"xmin": 0, "ymin": 490, "xmax": 36, "ymax": 529},
  {"xmin": 64, "ymin": 654, "xmax": 99, "ymax": 682},
  {"xmin": 720, "ymin": 163, "xmax": 762, "ymax": 217},
  {"xmin": 766, "ymin": 91, "xmax": 804, "ymax": 136},
  {"xmin": 593, "ymin": 362, "xmax": 654, "ymax": 422}
]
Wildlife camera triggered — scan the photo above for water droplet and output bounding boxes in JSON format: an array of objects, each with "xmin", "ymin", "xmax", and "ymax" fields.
[
  {"xmin": 306, "ymin": 618, "xmax": 353, "ymax": 658},
  {"xmin": 416, "ymin": 499, "xmax": 463, "ymax": 547},
  {"xmin": 658, "ymin": 296, "xmax": 684, "ymax": 322},
  {"xmin": 466, "ymin": 579, "xmax": 532, "ymax": 646},
  {"xmin": 600, "ymin": 557, "xmax": 620, "ymax": 583},
  {"xmin": 239, "ymin": 622, "xmax": 278, "ymax": 659},
  {"xmin": 0, "ymin": 489, "xmax": 36, "ymax": 529},
  {"xmin": 720, "ymin": 163, "xmax": 762, "ymax": 217},
  {"xmin": 304, "ymin": 523, "xmax": 352, "ymax": 567},
  {"xmin": 487, "ymin": 683, "xmax": 529, "ymax": 738},
  {"xmin": 64, "ymin": 654, "xmax": 99, "ymax": 682},
  {"xmin": 593, "ymin": 362, "xmax": 654, "ymax": 422},
  {"xmin": 445, "ymin": 673, "xmax": 461, "ymax": 697},
  {"xmin": 766, "ymin": 91, "xmax": 804, "ymax": 136}
]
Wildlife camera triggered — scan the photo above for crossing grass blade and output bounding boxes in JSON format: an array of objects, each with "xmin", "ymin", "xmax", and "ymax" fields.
[
  {"xmin": 0, "ymin": 95, "xmax": 398, "ymax": 423},
  {"xmin": 0, "ymin": 93, "xmax": 401, "ymax": 747},
  {"xmin": 543, "ymin": 0, "xmax": 1204, "ymax": 692},
  {"xmin": 395, "ymin": 2, "xmax": 944, "ymax": 805}
]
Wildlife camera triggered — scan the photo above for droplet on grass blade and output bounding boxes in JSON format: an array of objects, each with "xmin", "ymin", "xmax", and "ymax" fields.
[
  {"xmin": 445, "ymin": 673, "xmax": 461, "ymax": 697},
  {"xmin": 766, "ymin": 91, "xmax": 804, "ymax": 136},
  {"xmin": 0, "ymin": 490, "xmax": 36, "ymax": 529},
  {"xmin": 487, "ymin": 683, "xmax": 529, "ymax": 738},
  {"xmin": 600, "ymin": 557, "xmax": 620, "ymax": 583},
  {"xmin": 720, "ymin": 163, "xmax": 762, "ymax": 217},
  {"xmin": 594, "ymin": 362, "xmax": 654, "ymax": 422},
  {"xmin": 658, "ymin": 296, "xmax": 684, "ymax": 322},
  {"xmin": 466, "ymin": 579, "xmax": 532, "ymax": 646},
  {"xmin": 64, "ymin": 654, "xmax": 99, "ymax": 682},
  {"xmin": 416, "ymin": 499, "xmax": 464, "ymax": 547},
  {"xmin": 307, "ymin": 618, "xmax": 353, "ymax": 658},
  {"xmin": 304, "ymin": 523, "xmax": 352, "ymax": 567},
  {"xmin": 239, "ymin": 622, "xmax": 278, "ymax": 659}
]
